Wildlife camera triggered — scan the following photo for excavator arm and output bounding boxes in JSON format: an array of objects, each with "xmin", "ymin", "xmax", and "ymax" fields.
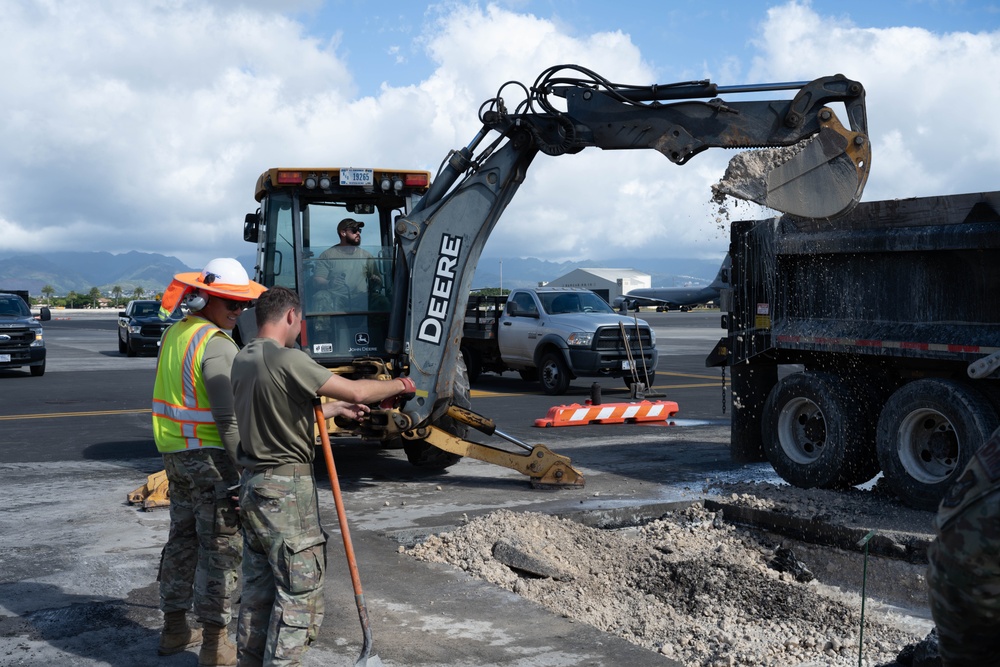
[{"xmin": 386, "ymin": 65, "xmax": 870, "ymax": 448}]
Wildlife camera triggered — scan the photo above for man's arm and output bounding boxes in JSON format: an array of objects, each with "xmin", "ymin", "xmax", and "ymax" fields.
[
  {"xmin": 316, "ymin": 372, "xmax": 412, "ymax": 405},
  {"xmin": 203, "ymin": 335, "xmax": 241, "ymax": 463}
]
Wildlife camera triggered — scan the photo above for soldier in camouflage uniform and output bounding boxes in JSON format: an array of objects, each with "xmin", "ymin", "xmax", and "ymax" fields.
[
  {"xmin": 231, "ymin": 286, "xmax": 413, "ymax": 667},
  {"xmin": 927, "ymin": 426, "xmax": 1000, "ymax": 666},
  {"xmin": 153, "ymin": 259, "xmax": 266, "ymax": 666}
]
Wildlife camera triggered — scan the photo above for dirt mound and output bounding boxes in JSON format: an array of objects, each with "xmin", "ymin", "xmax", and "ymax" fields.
[{"xmin": 407, "ymin": 503, "xmax": 928, "ymax": 667}]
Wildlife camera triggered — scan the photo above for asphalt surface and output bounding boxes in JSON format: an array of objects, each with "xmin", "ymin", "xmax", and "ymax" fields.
[{"xmin": 0, "ymin": 308, "xmax": 883, "ymax": 666}]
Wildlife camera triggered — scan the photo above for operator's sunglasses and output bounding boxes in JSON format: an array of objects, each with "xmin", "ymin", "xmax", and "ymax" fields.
[
  {"xmin": 217, "ymin": 297, "xmax": 252, "ymax": 312},
  {"xmin": 345, "ymin": 226, "xmax": 362, "ymax": 233}
]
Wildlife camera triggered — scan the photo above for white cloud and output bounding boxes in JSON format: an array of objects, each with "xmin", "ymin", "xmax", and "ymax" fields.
[
  {"xmin": 0, "ymin": 0, "xmax": 997, "ymax": 273},
  {"xmin": 750, "ymin": 1, "xmax": 1000, "ymax": 200}
]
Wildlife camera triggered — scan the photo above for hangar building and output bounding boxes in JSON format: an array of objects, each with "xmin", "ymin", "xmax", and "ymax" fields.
[{"xmin": 544, "ymin": 268, "xmax": 649, "ymax": 303}]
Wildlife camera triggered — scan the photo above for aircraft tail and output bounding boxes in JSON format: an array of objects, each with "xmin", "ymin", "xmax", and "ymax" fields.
[{"xmin": 709, "ymin": 255, "xmax": 731, "ymax": 289}]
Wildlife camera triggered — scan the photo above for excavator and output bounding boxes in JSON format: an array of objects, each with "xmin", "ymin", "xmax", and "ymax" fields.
[{"xmin": 130, "ymin": 64, "xmax": 870, "ymax": 508}]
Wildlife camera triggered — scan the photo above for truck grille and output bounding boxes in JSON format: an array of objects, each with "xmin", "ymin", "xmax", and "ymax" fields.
[
  {"xmin": 594, "ymin": 325, "xmax": 653, "ymax": 351},
  {"xmin": 140, "ymin": 323, "xmax": 172, "ymax": 338},
  {"xmin": 0, "ymin": 328, "xmax": 34, "ymax": 350}
]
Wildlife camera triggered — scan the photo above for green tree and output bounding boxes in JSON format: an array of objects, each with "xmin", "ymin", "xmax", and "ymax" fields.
[
  {"xmin": 111, "ymin": 285, "xmax": 123, "ymax": 307},
  {"xmin": 476, "ymin": 287, "xmax": 510, "ymax": 296},
  {"xmin": 88, "ymin": 287, "xmax": 102, "ymax": 309},
  {"xmin": 66, "ymin": 291, "xmax": 78, "ymax": 309},
  {"xmin": 41, "ymin": 285, "xmax": 55, "ymax": 305},
  {"xmin": 132, "ymin": 286, "xmax": 145, "ymax": 300}
]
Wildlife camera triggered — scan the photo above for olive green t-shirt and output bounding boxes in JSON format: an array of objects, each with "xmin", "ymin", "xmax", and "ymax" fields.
[{"xmin": 231, "ymin": 337, "xmax": 333, "ymax": 471}]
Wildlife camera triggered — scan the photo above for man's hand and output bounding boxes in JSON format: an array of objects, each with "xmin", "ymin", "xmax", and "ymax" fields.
[
  {"xmin": 323, "ymin": 401, "xmax": 371, "ymax": 421},
  {"xmin": 379, "ymin": 376, "xmax": 416, "ymax": 409}
]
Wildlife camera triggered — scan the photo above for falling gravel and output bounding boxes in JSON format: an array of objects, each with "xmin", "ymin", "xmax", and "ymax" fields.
[
  {"xmin": 406, "ymin": 499, "xmax": 929, "ymax": 667},
  {"xmin": 711, "ymin": 137, "xmax": 816, "ymax": 207}
]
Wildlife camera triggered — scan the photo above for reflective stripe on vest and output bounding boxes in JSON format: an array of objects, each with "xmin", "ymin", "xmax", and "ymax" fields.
[{"xmin": 152, "ymin": 317, "xmax": 232, "ymax": 453}]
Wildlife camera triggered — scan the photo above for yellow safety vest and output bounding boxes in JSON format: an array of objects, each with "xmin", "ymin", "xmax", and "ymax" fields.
[{"xmin": 151, "ymin": 317, "xmax": 234, "ymax": 453}]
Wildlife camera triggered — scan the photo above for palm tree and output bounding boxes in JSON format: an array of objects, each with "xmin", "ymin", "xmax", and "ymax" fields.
[
  {"xmin": 132, "ymin": 286, "xmax": 145, "ymax": 300},
  {"xmin": 88, "ymin": 287, "xmax": 102, "ymax": 309},
  {"xmin": 66, "ymin": 291, "xmax": 78, "ymax": 309},
  {"xmin": 111, "ymin": 285, "xmax": 123, "ymax": 308},
  {"xmin": 41, "ymin": 285, "xmax": 55, "ymax": 305}
]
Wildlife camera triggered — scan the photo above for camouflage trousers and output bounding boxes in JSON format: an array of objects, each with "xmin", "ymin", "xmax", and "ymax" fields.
[
  {"xmin": 237, "ymin": 465, "xmax": 327, "ymax": 667},
  {"xmin": 159, "ymin": 448, "xmax": 242, "ymax": 626},
  {"xmin": 927, "ymin": 487, "xmax": 1000, "ymax": 667}
]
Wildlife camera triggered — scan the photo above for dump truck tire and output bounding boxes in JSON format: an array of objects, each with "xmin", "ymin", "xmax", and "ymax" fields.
[
  {"xmin": 876, "ymin": 379, "xmax": 999, "ymax": 511},
  {"xmin": 762, "ymin": 371, "xmax": 878, "ymax": 489}
]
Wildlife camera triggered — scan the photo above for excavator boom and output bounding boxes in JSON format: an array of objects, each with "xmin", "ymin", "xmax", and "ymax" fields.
[{"xmin": 388, "ymin": 65, "xmax": 870, "ymax": 442}]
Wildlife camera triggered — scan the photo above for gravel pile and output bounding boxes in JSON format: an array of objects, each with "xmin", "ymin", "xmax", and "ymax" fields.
[{"xmin": 406, "ymin": 499, "xmax": 929, "ymax": 667}]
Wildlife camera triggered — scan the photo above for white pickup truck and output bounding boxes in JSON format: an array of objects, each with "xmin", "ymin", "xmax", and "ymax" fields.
[{"xmin": 460, "ymin": 287, "xmax": 658, "ymax": 395}]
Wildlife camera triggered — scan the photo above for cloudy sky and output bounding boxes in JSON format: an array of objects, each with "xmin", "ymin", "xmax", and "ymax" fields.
[{"xmin": 2, "ymin": 0, "xmax": 998, "ymax": 270}]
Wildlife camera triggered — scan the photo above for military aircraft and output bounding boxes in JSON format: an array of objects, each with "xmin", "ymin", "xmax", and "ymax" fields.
[{"xmin": 613, "ymin": 258, "xmax": 728, "ymax": 312}]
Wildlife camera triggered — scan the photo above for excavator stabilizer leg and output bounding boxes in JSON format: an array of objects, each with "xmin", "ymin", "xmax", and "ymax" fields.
[
  {"xmin": 411, "ymin": 426, "xmax": 585, "ymax": 488},
  {"xmin": 713, "ymin": 107, "xmax": 871, "ymax": 220}
]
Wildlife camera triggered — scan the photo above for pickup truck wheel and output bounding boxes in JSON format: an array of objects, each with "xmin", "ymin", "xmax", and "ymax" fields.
[
  {"xmin": 761, "ymin": 371, "xmax": 877, "ymax": 489},
  {"xmin": 30, "ymin": 361, "xmax": 45, "ymax": 377},
  {"xmin": 403, "ymin": 356, "xmax": 469, "ymax": 470},
  {"xmin": 118, "ymin": 334, "xmax": 127, "ymax": 354},
  {"xmin": 539, "ymin": 352, "xmax": 570, "ymax": 395},
  {"xmin": 126, "ymin": 336, "xmax": 137, "ymax": 357},
  {"xmin": 876, "ymin": 379, "xmax": 999, "ymax": 511}
]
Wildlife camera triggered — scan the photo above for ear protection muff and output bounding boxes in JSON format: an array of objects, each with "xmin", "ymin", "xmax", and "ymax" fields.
[{"xmin": 184, "ymin": 289, "xmax": 208, "ymax": 311}]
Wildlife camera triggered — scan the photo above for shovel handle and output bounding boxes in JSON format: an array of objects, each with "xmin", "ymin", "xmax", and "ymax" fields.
[{"xmin": 313, "ymin": 400, "xmax": 365, "ymax": 598}]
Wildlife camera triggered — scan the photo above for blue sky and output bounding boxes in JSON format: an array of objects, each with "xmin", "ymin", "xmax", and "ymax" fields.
[
  {"xmin": 1, "ymin": 0, "xmax": 999, "ymax": 271},
  {"xmin": 295, "ymin": 1, "xmax": 1000, "ymax": 95}
]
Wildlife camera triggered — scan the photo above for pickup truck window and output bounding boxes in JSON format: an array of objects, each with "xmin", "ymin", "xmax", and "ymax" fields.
[
  {"xmin": 508, "ymin": 293, "xmax": 537, "ymax": 316},
  {"xmin": 539, "ymin": 291, "xmax": 615, "ymax": 315},
  {"xmin": 0, "ymin": 296, "xmax": 30, "ymax": 317}
]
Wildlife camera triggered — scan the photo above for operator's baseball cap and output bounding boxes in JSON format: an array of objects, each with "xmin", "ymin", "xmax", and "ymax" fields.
[
  {"xmin": 159, "ymin": 258, "xmax": 266, "ymax": 320},
  {"xmin": 338, "ymin": 218, "xmax": 364, "ymax": 232}
]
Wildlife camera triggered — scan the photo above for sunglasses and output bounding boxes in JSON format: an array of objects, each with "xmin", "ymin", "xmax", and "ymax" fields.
[
  {"xmin": 217, "ymin": 297, "xmax": 251, "ymax": 312},
  {"xmin": 345, "ymin": 226, "xmax": 362, "ymax": 233}
]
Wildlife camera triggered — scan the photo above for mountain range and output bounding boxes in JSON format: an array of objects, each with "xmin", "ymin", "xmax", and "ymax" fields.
[{"xmin": 0, "ymin": 251, "xmax": 723, "ymax": 298}]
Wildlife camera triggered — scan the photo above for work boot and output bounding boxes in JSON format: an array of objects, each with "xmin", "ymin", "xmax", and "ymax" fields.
[
  {"xmin": 158, "ymin": 610, "xmax": 203, "ymax": 656},
  {"xmin": 198, "ymin": 622, "xmax": 237, "ymax": 666}
]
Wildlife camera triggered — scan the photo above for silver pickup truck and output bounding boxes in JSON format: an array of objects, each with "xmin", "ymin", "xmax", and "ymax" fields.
[{"xmin": 461, "ymin": 287, "xmax": 657, "ymax": 395}]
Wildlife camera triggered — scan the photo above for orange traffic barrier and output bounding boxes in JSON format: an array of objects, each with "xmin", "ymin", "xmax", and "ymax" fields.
[{"xmin": 534, "ymin": 399, "xmax": 679, "ymax": 427}]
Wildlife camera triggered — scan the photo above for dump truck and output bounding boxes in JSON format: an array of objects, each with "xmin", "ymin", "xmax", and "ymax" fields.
[{"xmin": 707, "ymin": 191, "xmax": 1000, "ymax": 510}]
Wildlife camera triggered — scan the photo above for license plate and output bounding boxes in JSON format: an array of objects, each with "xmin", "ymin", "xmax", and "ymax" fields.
[
  {"xmin": 622, "ymin": 360, "xmax": 632, "ymax": 370},
  {"xmin": 0, "ymin": 354, "xmax": 9, "ymax": 362},
  {"xmin": 340, "ymin": 168, "xmax": 373, "ymax": 187}
]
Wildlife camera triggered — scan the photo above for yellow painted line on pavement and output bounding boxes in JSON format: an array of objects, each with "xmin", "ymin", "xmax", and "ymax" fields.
[{"xmin": 0, "ymin": 408, "xmax": 151, "ymax": 421}]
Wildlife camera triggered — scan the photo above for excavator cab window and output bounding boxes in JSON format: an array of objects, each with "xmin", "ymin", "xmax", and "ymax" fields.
[{"xmin": 299, "ymin": 200, "xmax": 395, "ymax": 361}]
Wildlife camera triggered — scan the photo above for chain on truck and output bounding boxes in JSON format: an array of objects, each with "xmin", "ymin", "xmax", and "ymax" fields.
[{"xmin": 132, "ymin": 64, "xmax": 874, "ymax": 507}]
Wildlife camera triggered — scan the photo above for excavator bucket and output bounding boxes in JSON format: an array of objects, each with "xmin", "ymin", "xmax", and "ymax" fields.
[
  {"xmin": 713, "ymin": 108, "xmax": 871, "ymax": 220},
  {"xmin": 127, "ymin": 470, "xmax": 171, "ymax": 511}
]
